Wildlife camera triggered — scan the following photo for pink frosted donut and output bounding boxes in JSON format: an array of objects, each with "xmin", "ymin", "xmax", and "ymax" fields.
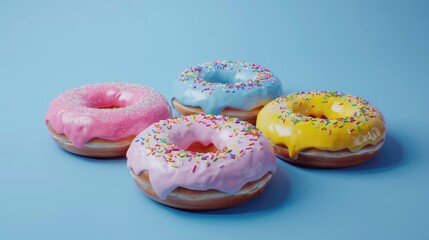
[
  {"xmin": 45, "ymin": 82, "xmax": 172, "ymax": 158},
  {"xmin": 127, "ymin": 114, "xmax": 277, "ymax": 210}
]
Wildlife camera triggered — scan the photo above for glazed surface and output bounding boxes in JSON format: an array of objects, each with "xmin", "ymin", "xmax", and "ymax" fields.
[
  {"xmin": 172, "ymin": 60, "xmax": 284, "ymax": 114},
  {"xmin": 45, "ymin": 82, "xmax": 172, "ymax": 148},
  {"xmin": 256, "ymin": 91, "xmax": 386, "ymax": 159},
  {"xmin": 127, "ymin": 114, "xmax": 277, "ymax": 200}
]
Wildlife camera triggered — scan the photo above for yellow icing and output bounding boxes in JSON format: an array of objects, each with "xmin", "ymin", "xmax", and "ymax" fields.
[{"xmin": 256, "ymin": 91, "xmax": 386, "ymax": 159}]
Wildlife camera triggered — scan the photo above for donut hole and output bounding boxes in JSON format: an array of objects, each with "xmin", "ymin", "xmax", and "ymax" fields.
[
  {"xmin": 85, "ymin": 90, "xmax": 136, "ymax": 109},
  {"xmin": 170, "ymin": 127, "xmax": 228, "ymax": 154},
  {"xmin": 294, "ymin": 106, "xmax": 335, "ymax": 119},
  {"xmin": 203, "ymin": 68, "xmax": 255, "ymax": 84},
  {"xmin": 308, "ymin": 114, "xmax": 328, "ymax": 119},
  {"xmin": 291, "ymin": 96, "xmax": 361, "ymax": 121},
  {"xmin": 91, "ymin": 104, "xmax": 123, "ymax": 109},
  {"xmin": 185, "ymin": 142, "xmax": 219, "ymax": 153}
]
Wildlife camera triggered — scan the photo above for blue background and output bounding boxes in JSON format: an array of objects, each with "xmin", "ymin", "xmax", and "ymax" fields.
[{"xmin": 1, "ymin": 0, "xmax": 428, "ymax": 239}]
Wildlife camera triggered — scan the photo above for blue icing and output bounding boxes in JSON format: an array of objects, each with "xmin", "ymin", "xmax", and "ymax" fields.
[{"xmin": 172, "ymin": 60, "xmax": 284, "ymax": 114}]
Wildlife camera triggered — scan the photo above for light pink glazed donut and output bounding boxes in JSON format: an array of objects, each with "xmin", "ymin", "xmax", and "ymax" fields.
[
  {"xmin": 45, "ymin": 82, "xmax": 172, "ymax": 158},
  {"xmin": 127, "ymin": 114, "xmax": 277, "ymax": 210}
]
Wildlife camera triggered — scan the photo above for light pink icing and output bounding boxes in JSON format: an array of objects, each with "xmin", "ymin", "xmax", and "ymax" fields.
[
  {"xmin": 126, "ymin": 114, "xmax": 277, "ymax": 200},
  {"xmin": 45, "ymin": 82, "xmax": 172, "ymax": 148}
]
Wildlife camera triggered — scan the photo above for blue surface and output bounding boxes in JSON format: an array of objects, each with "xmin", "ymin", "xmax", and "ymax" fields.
[{"xmin": 1, "ymin": 0, "xmax": 428, "ymax": 239}]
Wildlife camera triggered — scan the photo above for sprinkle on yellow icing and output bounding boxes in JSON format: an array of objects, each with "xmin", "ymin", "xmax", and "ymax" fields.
[{"xmin": 256, "ymin": 91, "xmax": 386, "ymax": 159}]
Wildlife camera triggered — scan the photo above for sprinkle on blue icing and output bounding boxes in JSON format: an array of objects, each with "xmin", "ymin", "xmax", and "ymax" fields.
[{"xmin": 172, "ymin": 60, "xmax": 284, "ymax": 114}]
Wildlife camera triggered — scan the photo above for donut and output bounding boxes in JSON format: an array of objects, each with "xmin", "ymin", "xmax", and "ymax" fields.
[
  {"xmin": 172, "ymin": 60, "xmax": 284, "ymax": 124},
  {"xmin": 45, "ymin": 82, "xmax": 172, "ymax": 158},
  {"xmin": 256, "ymin": 91, "xmax": 386, "ymax": 168},
  {"xmin": 127, "ymin": 114, "xmax": 277, "ymax": 210}
]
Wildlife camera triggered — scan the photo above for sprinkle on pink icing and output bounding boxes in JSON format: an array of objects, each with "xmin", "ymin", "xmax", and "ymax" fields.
[
  {"xmin": 45, "ymin": 82, "xmax": 172, "ymax": 148},
  {"xmin": 126, "ymin": 114, "xmax": 277, "ymax": 200}
]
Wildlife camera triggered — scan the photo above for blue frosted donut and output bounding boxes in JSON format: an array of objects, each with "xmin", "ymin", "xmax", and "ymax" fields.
[{"xmin": 172, "ymin": 60, "xmax": 284, "ymax": 115}]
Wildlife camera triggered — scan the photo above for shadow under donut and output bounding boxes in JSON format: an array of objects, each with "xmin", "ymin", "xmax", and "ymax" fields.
[
  {"xmin": 337, "ymin": 134, "xmax": 404, "ymax": 173},
  {"xmin": 278, "ymin": 134, "xmax": 403, "ymax": 173},
  {"xmin": 174, "ymin": 167, "xmax": 290, "ymax": 215}
]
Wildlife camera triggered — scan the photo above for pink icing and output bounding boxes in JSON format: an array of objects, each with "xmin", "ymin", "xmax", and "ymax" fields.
[
  {"xmin": 127, "ymin": 114, "xmax": 277, "ymax": 200},
  {"xmin": 45, "ymin": 82, "xmax": 172, "ymax": 148}
]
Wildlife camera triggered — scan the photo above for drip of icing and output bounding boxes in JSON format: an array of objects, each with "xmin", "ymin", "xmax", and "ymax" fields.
[
  {"xmin": 126, "ymin": 114, "xmax": 277, "ymax": 200},
  {"xmin": 256, "ymin": 91, "xmax": 387, "ymax": 159},
  {"xmin": 45, "ymin": 82, "xmax": 172, "ymax": 148},
  {"xmin": 172, "ymin": 60, "xmax": 284, "ymax": 114}
]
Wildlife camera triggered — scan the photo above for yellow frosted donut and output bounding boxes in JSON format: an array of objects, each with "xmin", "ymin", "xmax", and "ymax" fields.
[{"xmin": 256, "ymin": 91, "xmax": 387, "ymax": 168}]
